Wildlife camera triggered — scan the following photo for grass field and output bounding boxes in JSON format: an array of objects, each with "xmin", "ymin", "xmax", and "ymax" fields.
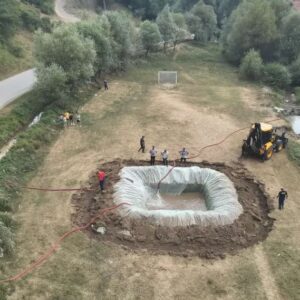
[{"xmin": 1, "ymin": 43, "xmax": 299, "ymax": 300}]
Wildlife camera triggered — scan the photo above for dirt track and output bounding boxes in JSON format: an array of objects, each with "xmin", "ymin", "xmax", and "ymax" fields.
[
  {"xmin": 55, "ymin": 0, "xmax": 80, "ymax": 23},
  {"xmin": 72, "ymin": 160, "xmax": 274, "ymax": 259}
]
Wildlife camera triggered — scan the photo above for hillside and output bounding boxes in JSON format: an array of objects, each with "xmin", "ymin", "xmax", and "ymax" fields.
[{"xmin": 0, "ymin": 0, "xmax": 53, "ymax": 79}]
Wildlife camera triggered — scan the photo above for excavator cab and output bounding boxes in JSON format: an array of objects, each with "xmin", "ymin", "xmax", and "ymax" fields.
[{"xmin": 241, "ymin": 123, "xmax": 288, "ymax": 161}]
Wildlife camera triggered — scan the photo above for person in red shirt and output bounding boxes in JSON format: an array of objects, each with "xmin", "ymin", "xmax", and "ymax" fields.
[{"xmin": 97, "ymin": 170, "xmax": 106, "ymax": 192}]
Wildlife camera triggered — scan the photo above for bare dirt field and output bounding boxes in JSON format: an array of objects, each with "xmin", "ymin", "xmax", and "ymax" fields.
[{"xmin": 3, "ymin": 44, "xmax": 300, "ymax": 300}]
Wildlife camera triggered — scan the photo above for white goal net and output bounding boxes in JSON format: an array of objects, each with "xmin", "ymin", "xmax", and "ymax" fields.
[{"xmin": 158, "ymin": 71, "xmax": 177, "ymax": 86}]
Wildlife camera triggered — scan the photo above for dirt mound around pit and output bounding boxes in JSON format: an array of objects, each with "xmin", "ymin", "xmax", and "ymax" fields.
[{"xmin": 71, "ymin": 160, "xmax": 275, "ymax": 259}]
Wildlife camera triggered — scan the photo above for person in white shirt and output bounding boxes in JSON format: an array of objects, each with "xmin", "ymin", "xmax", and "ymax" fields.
[
  {"xmin": 149, "ymin": 146, "xmax": 157, "ymax": 165},
  {"xmin": 179, "ymin": 147, "xmax": 189, "ymax": 164},
  {"xmin": 161, "ymin": 149, "xmax": 169, "ymax": 166}
]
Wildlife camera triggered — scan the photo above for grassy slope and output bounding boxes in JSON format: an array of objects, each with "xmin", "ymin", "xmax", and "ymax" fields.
[
  {"xmin": 0, "ymin": 43, "xmax": 299, "ymax": 299},
  {"xmin": 0, "ymin": 31, "xmax": 34, "ymax": 80},
  {"xmin": 0, "ymin": 92, "xmax": 46, "ymax": 148}
]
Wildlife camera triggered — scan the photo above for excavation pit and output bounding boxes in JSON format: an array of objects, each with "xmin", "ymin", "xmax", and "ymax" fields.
[
  {"xmin": 72, "ymin": 160, "xmax": 274, "ymax": 259},
  {"xmin": 114, "ymin": 166, "xmax": 243, "ymax": 227}
]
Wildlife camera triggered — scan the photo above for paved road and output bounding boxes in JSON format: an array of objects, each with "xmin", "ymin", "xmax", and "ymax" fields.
[
  {"xmin": 0, "ymin": 0, "xmax": 80, "ymax": 110},
  {"xmin": 0, "ymin": 69, "xmax": 36, "ymax": 109}
]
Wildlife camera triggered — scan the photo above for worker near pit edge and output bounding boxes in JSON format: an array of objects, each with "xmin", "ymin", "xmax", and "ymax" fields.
[
  {"xmin": 138, "ymin": 136, "xmax": 145, "ymax": 153},
  {"xmin": 104, "ymin": 79, "xmax": 109, "ymax": 90},
  {"xmin": 149, "ymin": 146, "xmax": 157, "ymax": 166},
  {"xmin": 277, "ymin": 188, "xmax": 288, "ymax": 210},
  {"xmin": 179, "ymin": 147, "xmax": 189, "ymax": 164},
  {"xmin": 97, "ymin": 170, "xmax": 106, "ymax": 192},
  {"xmin": 161, "ymin": 149, "xmax": 169, "ymax": 166}
]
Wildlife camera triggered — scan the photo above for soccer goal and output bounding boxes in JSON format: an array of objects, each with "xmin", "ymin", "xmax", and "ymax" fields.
[{"xmin": 158, "ymin": 71, "xmax": 178, "ymax": 87}]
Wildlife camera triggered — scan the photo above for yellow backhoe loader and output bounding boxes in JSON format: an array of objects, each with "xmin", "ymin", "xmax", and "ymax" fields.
[{"xmin": 241, "ymin": 123, "xmax": 288, "ymax": 161}]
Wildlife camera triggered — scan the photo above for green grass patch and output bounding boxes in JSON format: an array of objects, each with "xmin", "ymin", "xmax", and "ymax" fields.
[
  {"xmin": 0, "ymin": 86, "xmax": 95, "ymax": 261},
  {"xmin": 287, "ymin": 140, "xmax": 300, "ymax": 166},
  {"xmin": 264, "ymin": 241, "xmax": 300, "ymax": 300},
  {"xmin": 0, "ymin": 92, "xmax": 46, "ymax": 148},
  {"xmin": 0, "ymin": 31, "xmax": 33, "ymax": 80}
]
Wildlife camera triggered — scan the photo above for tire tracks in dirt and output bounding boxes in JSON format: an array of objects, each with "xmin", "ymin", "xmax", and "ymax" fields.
[{"xmin": 254, "ymin": 245, "xmax": 282, "ymax": 300}]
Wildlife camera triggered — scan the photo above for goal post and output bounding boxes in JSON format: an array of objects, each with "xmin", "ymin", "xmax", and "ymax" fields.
[{"xmin": 158, "ymin": 71, "xmax": 178, "ymax": 86}]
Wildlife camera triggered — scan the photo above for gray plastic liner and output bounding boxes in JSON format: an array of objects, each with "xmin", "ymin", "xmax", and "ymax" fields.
[{"xmin": 114, "ymin": 166, "xmax": 243, "ymax": 227}]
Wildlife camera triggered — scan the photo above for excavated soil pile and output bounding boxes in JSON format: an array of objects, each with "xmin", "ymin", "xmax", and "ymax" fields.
[{"xmin": 71, "ymin": 160, "xmax": 274, "ymax": 259}]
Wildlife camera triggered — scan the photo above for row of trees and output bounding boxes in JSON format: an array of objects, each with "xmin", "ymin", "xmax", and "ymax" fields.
[
  {"xmin": 222, "ymin": 0, "xmax": 300, "ymax": 89},
  {"xmin": 34, "ymin": 0, "xmax": 300, "ymax": 107},
  {"xmin": 35, "ymin": 11, "xmax": 137, "ymax": 106},
  {"xmin": 115, "ymin": 0, "xmax": 239, "ymax": 23},
  {"xmin": 140, "ymin": 0, "xmax": 218, "ymax": 56}
]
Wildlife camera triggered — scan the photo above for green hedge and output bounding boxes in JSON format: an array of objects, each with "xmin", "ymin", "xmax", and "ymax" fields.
[{"xmin": 287, "ymin": 140, "xmax": 300, "ymax": 166}]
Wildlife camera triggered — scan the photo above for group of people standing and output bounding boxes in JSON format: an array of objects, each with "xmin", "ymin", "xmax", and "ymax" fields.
[
  {"xmin": 139, "ymin": 136, "xmax": 189, "ymax": 166},
  {"xmin": 96, "ymin": 136, "xmax": 290, "ymax": 211},
  {"xmin": 60, "ymin": 112, "xmax": 81, "ymax": 127}
]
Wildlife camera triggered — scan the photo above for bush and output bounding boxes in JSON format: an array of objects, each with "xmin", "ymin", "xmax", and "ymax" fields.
[
  {"xmin": 294, "ymin": 87, "xmax": 300, "ymax": 104},
  {"xmin": 239, "ymin": 49, "xmax": 263, "ymax": 81},
  {"xmin": 289, "ymin": 57, "xmax": 300, "ymax": 86},
  {"xmin": 8, "ymin": 43, "xmax": 23, "ymax": 58},
  {"xmin": 21, "ymin": 0, "xmax": 54, "ymax": 15},
  {"xmin": 262, "ymin": 63, "xmax": 291, "ymax": 89},
  {"xmin": 20, "ymin": 6, "xmax": 41, "ymax": 31},
  {"xmin": 40, "ymin": 17, "xmax": 52, "ymax": 32},
  {"xmin": 0, "ymin": 213, "xmax": 16, "ymax": 229},
  {"xmin": 0, "ymin": 222, "xmax": 14, "ymax": 255},
  {"xmin": 288, "ymin": 140, "xmax": 300, "ymax": 166}
]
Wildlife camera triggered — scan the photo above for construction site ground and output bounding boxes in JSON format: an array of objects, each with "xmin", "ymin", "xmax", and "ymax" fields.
[
  {"xmin": 4, "ymin": 44, "xmax": 300, "ymax": 299},
  {"xmin": 72, "ymin": 160, "xmax": 274, "ymax": 259}
]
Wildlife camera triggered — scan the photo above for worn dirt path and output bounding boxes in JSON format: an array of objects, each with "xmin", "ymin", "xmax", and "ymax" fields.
[
  {"xmin": 55, "ymin": 0, "xmax": 80, "ymax": 23},
  {"xmin": 254, "ymin": 245, "xmax": 282, "ymax": 300}
]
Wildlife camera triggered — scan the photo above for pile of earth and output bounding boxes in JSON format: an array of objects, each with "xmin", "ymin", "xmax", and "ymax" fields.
[{"xmin": 71, "ymin": 160, "xmax": 275, "ymax": 259}]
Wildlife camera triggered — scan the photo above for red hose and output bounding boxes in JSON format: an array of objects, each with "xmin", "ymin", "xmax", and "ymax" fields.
[
  {"xmin": 1, "ymin": 117, "xmax": 282, "ymax": 283},
  {"xmin": 0, "ymin": 202, "xmax": 130, "ymax": 284},
  {"xmin": 157, "ymin": 118, "xmax": 282, "ymax": 189}
]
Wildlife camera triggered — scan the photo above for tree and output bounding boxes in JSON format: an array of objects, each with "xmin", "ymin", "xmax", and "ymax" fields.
[
  {"xmin": 269, "ymin": 0, "xmax": 292, "ymax": 26},
  {"xmin": 140, "ymin": 20, "xmax": 161, "ymax": 56},
  {"xmin": 0, "ymin": 0, "xmax": 21, "ymax": 40},
  {"xmin": 289, "ymin": 56, "xmax": 300, "ymax": 86},
  {"xmin": 76, "ymin": 20, "xmax": 113, "ymax": 75},
  {"xmin": 34, "ymin": 26, "xmax": 96, "ymax": 90},
  {"xmin": 186, "ymin": 1, "xmax": 217, "ymax": 43},
  {"xmin": 104, "ymin": 11, "xmax": 136, "ymax": 69},
  {"xmin": 114, "ymin": 0, "xmax": 173, "ymax": 19},
  {"xmin": 217, "ymin": 0, "xmax": 241, "ymax": 21},
  {"xmin": 156, "ymin": 5, "xmax": 177, "ymax": 51},
  {"xmin": 240, "ymin": 49, "xmax": 263, "ymax": 81},
  {"xmin": 280, "ymin": 12, "xmax": 300, "ymax": 63},
  {"xmin": 172, "ymin": 13, "xmax": 190, "ymax": 49},
  {"xmin": 35, "ymin": 64, "xmax": 68, "ymax": 105},
  {"xmin": 262, "ymin": 63, "xmax": 291, "ymax": 89},
  {"xmin": 222, "ymin": 0, "xmax": 278, "ymax": 64}
]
